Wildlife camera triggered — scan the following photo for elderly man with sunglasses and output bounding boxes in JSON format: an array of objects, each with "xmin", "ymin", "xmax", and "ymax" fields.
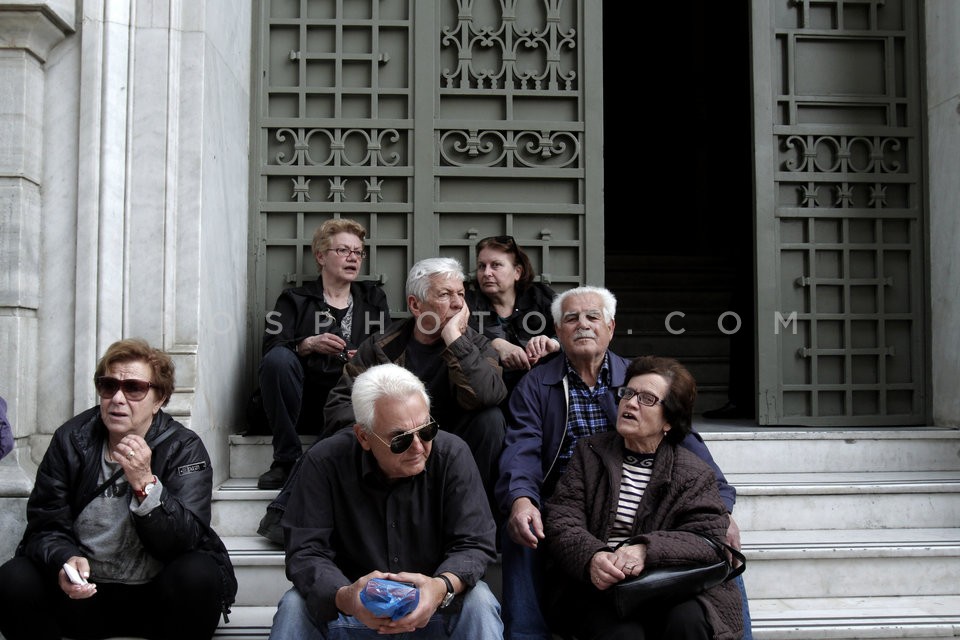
[
  {"xmin": 269, "ymin": 363, "xmax": 502, "ymax": 639},
  {"xmin": 495, "ymin": 285, "xmax": 753, "ymax": 640}
]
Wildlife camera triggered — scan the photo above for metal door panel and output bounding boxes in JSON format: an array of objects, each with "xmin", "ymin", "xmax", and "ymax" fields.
[{"xmin": 751, "ymin": 0, "xmax": 927, "ymax": 425}]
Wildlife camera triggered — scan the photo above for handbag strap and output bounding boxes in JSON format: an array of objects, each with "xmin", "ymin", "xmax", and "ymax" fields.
[
  {"xmin": 615, "ymin": 530, "xmax": 746, "ymax": 581},
  {"xmin": 78, "ymin": 423, "xmax": 179, "ymax": 513}
]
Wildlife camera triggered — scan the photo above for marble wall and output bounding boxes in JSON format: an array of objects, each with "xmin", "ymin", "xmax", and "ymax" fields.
[{"xmin": 926, "ymin": 1, "xmax": 960, "ymax": 426}]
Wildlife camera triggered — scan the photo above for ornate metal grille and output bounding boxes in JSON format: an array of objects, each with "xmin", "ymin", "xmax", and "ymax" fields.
[
  {"xmin": 753, "ymin": 0, "xmax": 926, "ymax": 424},
  {"xmin": 251, "ymin": 0, "xmax": 602, "ymax": 359}
]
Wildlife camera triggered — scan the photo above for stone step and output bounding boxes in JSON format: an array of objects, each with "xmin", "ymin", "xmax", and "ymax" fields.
[
  {"xmin": 698, "ymin": 427, "xmax": 960, "ymax": 475},
  {"xmin": 728, "ymin": 471, "xmax": 960, "ymax": 531},
  {"xmin": 749, "ymin": 595, "xmax": 960, "ymax": 639},
  {"xmin": 740, "ymin": 528, "xmax": 960, "ymax": 599},
  {"xmin": 226, "ymin": 429, "xmax": 960, "ymax": 481},
  {"xmin": 213, "ymin": 470, "xmax": 960, "ymax": 536},
  {"xmin": 227, "ymin": 434, "xmax": 317, "ymax": 480},
  {"xmin": 213, "ymin": 596, "xmax": 960, "ymax": 639}
]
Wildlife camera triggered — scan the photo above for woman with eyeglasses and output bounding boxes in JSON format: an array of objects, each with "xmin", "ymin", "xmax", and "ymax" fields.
[
  {"xmin": 541, "ymin": 355, "xmax": 743, "ymax": 640},
  {"xmin": 0, "ymin": 338, "xmax": 237, "ymax": 640},
  {"xmin": 256, "ymin": 217, "xmax": 391, "ymax": 491},
  {"xmin": 466, "ymin": 235, "xmax": 560, "ymax": 392}
]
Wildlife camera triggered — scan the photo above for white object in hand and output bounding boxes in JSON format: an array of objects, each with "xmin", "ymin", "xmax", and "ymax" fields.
[{"xmin": 63, "ymin": 562, "xmax": 87, "ymax": 585}]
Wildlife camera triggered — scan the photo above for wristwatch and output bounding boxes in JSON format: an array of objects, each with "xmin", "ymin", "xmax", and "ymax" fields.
[
  {"xmin": 135, "ymin": 476, "xmax": 158, "ymax": 499},
  {"xmin": 437, "ymin": 574, "xmax": 455, "ymax": 609}
]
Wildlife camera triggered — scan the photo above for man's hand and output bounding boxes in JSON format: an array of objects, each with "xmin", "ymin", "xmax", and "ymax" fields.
[
  {"xmin": 334, "ymin": 570, "xmax": 391, "ymax": 631},
  {"xmin": 726, "ymin": 516, "xmax": 742, "ymax": 551},
  {"xmin": 440, "ymin": 302, "xmax": 471, "ymax": 346},
  {"xmin": 726, "ymin": 516, "xmax": 744, "ymax": 568},
  {"xmin": 375, "ymin": 571, "xmax": 456, "ymax": 634},
  {"xmin": 507, "ymin": 497, "xmax": 545, "ymax": 548}
]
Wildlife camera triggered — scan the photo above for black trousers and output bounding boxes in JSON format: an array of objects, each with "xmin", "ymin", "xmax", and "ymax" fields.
[
  {"xmin": 0, "ymin": 552, "xmax": 225, "ymax": 640},
  {"xmin": 550, "ymin": 583, "xmax": 713, "ymax": 640}
]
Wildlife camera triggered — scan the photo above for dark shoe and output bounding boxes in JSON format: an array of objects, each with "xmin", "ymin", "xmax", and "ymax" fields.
[
  {"xmin": 257, "ymin": 507, "xmax": 284, "ymax": 545},
  {"xmin": 257, "ymin": 461, "xmax": 291, "ymax": 490},
  {"xmin": 702, "ymin": 402, "xmax": 752, "ymax": 420}
]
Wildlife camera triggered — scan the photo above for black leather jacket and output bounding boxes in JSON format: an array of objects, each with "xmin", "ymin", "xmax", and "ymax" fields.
[{"xmin": 17, "ymin": 407, "xmax": 237, "ymax": 619}]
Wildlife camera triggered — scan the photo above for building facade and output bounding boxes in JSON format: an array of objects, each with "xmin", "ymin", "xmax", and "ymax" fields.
[{"xmin": 1, "ymin": 0, "xmax": 959, "ymax": 556}]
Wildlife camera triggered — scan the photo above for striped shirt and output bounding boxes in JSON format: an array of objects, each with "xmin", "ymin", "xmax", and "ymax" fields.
[{"xmin": 608, "ymin": 450, "xmax": 656, "ymax": 547}]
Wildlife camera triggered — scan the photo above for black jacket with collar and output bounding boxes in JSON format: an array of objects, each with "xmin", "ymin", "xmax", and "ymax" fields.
[
  {"xmin": 262, "ymin": 278, "xmax": 391, "ymax": 379},
  {"xmin": 17, "ymin": 406, "xmax": 237, "ymax": 618}
]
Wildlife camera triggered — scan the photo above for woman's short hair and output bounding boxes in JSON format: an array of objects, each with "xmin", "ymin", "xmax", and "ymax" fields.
[
  {"xmin": 623, "ymin": 355, "xmax": 697, "ymax": 442},
  {"xmin": 405, "ymin": 257, "xmax": 465, "ymax": 301},
  {"xmin": 550, "ymin": 285, "xmax": 617, "ymax": 326},
  {"xmin": 474, "ymin": 235, "xmax": 536, "ymax": 293},
  {"xmin": 312, "ymin": 218, "xmax": 367, "ymax": 272},
  {"xmin": 352, "ymin": 363, "xmax": 431, "ymax": 433},
  {"xmin": 94, "ymin": 338, "xmax": 176, "ymax": 406}
]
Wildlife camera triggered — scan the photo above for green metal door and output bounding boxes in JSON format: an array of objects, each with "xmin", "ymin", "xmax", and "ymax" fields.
[
  {"xmin": 751, "ymin": 0, "xmax": 928, "ymax": 425},
  {"xmin": 250, "ymin": 0, "xmax": 603, "ymax": 361}
]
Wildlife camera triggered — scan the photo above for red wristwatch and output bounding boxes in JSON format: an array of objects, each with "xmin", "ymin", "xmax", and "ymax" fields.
[{"xmin": 135, "ymin": 476, "xmax": 158, "ymax": 499}]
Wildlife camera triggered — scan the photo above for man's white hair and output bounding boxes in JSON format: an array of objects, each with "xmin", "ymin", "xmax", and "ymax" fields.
[
  {"xmin": 352, "ymin": 363, "xmax": 431, "ymax": 433},
  {"xmin": 406, "ymin": 257, "xmax": 465, "ymax": 301},
  {"xmin": 551, "ymin": 285, "xmax": 618, "ymax": 325}
]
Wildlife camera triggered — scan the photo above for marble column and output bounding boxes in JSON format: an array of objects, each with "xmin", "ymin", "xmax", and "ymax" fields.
[{"xmin": 0, "ymin": 1, "xmax": 74, "ymax": 560}]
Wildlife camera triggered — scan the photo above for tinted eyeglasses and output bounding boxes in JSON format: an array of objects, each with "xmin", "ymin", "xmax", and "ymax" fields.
[
  {"xmin": 328, "ymin": 246, "xmax": 368, "ymax": 259},
  {"xmin": 615, "ymin": 386, "xmax": 663, "ymax": 407},
  {"xmin": 371, "ymin": 419, "xmax": 440, "ymax": 454},
  {"xmin": 96, "ymin": 377, "xmax": 156, "ymax": 401}
]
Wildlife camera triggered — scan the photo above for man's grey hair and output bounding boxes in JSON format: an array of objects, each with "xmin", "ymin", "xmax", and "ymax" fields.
[
  {"xmin": 352, "ymin": 363, "xmax": 431, "ymax": 433},
  {"xmin": 406, "ymin": 257, "xmax": 465, "ymax": 301},
  {"xmin": 551, "ymin": 285, "xmax": 618, "ymax": 325}
]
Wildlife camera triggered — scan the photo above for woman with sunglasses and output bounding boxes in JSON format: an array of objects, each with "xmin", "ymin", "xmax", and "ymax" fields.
[
  {"xmin": 0, "ymin": 338, "xmax": 237, "ymax": 640},
  {"xmin": 466, "ymin": 235, "xmax": 560, "ymax": 392},
  {"xmin": 541, "ymin": 355, "xmax": 743, "ymax": 640},
  {"xmin": 256, "ymin": 217, "xmax": 391, "ymax": 490}
]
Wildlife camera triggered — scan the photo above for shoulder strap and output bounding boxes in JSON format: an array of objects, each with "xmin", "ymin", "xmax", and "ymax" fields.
[
  {"xmin": 615, "ymin": 530, "xmax": 746, "ymax": 581},
  {"xmin": 78, "ymin": 423, "xmax": 180, "ymax": 512}
]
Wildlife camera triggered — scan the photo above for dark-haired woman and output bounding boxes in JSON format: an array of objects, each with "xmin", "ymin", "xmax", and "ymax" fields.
[
  {"xmin": 465, "ymin": 235, "xmax": 559, "ymax": 392},
  {"xmin": 0, "ymin": 338, "xmax": 236, "ymax": 640},
  {"xmin": 543, "ymin": 355, "xmax": 743, "ymax": 640}
]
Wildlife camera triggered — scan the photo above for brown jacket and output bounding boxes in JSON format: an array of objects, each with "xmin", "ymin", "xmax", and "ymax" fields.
[{"xmin": 544, "ymin": 430, "xmax": 743, "ymax": 640}]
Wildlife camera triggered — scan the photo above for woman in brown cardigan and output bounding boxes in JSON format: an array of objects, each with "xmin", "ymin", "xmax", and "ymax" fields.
[{"xmin": 543, "ymin": 355, "xmax": 743, "ymax": 640}]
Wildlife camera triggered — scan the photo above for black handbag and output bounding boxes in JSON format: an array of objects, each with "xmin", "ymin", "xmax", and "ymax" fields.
[{"xmin": 610, "ymin": 531, "xmax": 746, "ymax": 618}]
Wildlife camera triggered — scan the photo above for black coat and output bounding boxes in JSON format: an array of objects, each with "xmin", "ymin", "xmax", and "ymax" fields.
[{"xmin": 17, "ymin": 407, "xmax": 238, "ymax": 618}]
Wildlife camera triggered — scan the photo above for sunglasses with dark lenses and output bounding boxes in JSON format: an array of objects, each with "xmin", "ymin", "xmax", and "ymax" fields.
[
  {"xmin": 373, "ymin": 419, "xmax": 440, "ymax": 454},
  {"xmin": 96, "ymin": 377, "xmax": 156, "ymax": 401},
  {"xmin": 614, "ymin": 386, "xmax": 662, "ymax": 407}
]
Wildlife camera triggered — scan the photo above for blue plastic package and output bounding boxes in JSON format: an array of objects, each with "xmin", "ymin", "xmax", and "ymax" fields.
[{"xmin": 360, "ymin": 578, "xmax": 419, "ymax": 620}]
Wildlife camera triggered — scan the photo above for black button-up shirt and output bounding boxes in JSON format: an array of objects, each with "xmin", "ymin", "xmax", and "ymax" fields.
[{"xmin": 283, "ymin": 428, "xmax": 498, "ymax": 623}]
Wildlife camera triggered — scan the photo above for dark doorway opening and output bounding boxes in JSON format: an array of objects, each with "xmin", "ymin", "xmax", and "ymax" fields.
[{"xmin": 603, "ymin": 2, "xmax": 755, "ymax": 418}]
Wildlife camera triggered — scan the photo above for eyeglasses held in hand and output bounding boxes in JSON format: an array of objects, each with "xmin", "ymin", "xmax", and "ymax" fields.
[
  {"xmin": 371, "ymin": 419, "xmax": 440, "ymax": 454},
  {"xmin": 615, "ymin": 386, "xmax": 662, "ymax": 407},
  {"xmin": 96, "ymin": 377, "xmax": 156, "ymax": 401},
  {"xmin": 328, "ymin": 247, "xmax": 368, "ymax": 259}
]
